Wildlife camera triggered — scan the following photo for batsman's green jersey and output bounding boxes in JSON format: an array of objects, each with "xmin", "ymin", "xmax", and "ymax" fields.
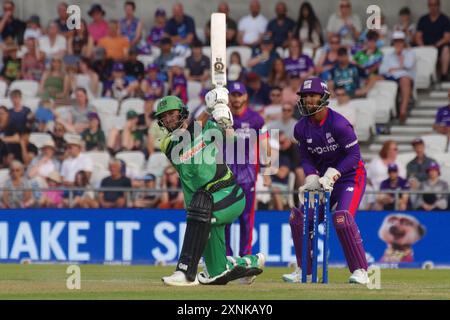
[{"xmin": 160, "ymin": 119, "xmax": 259, "ymax": 277}]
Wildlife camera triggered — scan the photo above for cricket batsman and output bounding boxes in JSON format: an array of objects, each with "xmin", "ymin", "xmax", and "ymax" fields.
[
  {"xmin": 225, "ymin": 82, "xmax": 271, "ymax": 257},
  {"xmin": 157, "ymin": 93, "xmax": 265, "ymax": 286},
  {"xmin": 283, "ymin": 77, "xmax": 369, "ymax": 285}
]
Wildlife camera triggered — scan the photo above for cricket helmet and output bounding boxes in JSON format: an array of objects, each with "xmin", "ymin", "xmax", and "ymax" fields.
[
  {"xmin": 296, "ymin": 77, "xmax": 330, "ymax": 117},
  {"xmin": 155, "ymin": 96, "xmax": 189, "ymax": 132}
]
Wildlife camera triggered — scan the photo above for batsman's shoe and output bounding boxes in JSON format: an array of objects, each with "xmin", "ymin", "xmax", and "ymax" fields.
[
  {"xmin": 349, "ymin": 269, "xmax": 369, "ymax": 285},
  {"xmin": 198, "ymin": 265, "xmax": 247, "ymax": 285},
  {"xmin": 162, "ymin": 271, "xmax": 199, "ymax": 287},
  {"xmin": 282, "ymin": 268, "xmax": 312, "ymax": 283},
  {"xmin": 239, "ymin": 253, "xmax": 266, "ymax": 285}
]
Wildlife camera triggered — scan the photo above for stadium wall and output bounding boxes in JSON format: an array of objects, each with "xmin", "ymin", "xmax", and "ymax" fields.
[
  {"xmin": 0, "ymin": 209, "xmax": 448, "ymax": 268},
  {"xmin": 12, "ymin": 0, "xmax": 450, "ymax": 39}
]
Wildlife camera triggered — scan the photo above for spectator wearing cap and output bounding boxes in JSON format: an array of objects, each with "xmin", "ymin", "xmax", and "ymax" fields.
[
  {"xmin": 99, "ymin": 159, "xmax": 132, "ymax": 208},
  {"xmin": 87, "ymin": 3, "xmax": 108, "ymax": 44},
  {"xmin": 330, "ymin": 86, "xmax": 357, "ymax": 126},
  {"xmin": 27, "ymin": 139, "xmax": 60, "ymax": 183},
  {"xmin": 38, "ymin": 21, "xmax": 67, "ymax": 63},
  {"xmin": 283, "ymin": 38, "xmax": 314, "ymax": 81},
  {"xmin": 327, "ymin": 46, "xmax": 364, "ymax": 98},
  {"xmin": 147, "ymin": 8, "xmax": 167, "ymax": 47},
  {"xmin": 98, "ymin": 20, "xmax": 130, "ymax": 61},
  {"xmin": 140, "ymin": 64, "xmax": 164, "ymax": 98},
  {"xmin": 60, "ymin": 134, "xmax": 93, "ymax": 186},
  {"xmin": 238, "ymin": 0, "xmax": 268, "ymax": 47},
  {"xmin": 326, "ymin": 0, "xmax": 361, "ymax": 47},
  {"xmin": 266, "ymin": 1, "xmax": 295, "ymax": 49},
  {"xmin": 54, "ymin": 2, "xmax": 70, "ymax": 35},
  {"xmin": 0, "ymin": 105, "xmax": 21, "ymax": 166},
  {"xmin": 377, "ymin": 163, "xmax": 411, "ymax": 211},
  {"xmin": 433, "ymin": 89, "xmax": 450, "ymax": 143},
  {"xmin": 281, "ymin": 73, "xmax": 303, "ymax": 107},
  {"xmin": 165, "ymin": 3, "xmax": 196, "ymax": 46},
  {"xmin": 204, "ymin": 2, "xmax": 238, "ymax": 46},
  {"xmin": 245, "ymin": 72, "xmax": 271, "ymax": 110},
  {"xmin": 0, "ymin": 0, "xmax": 26, "ymax": 45},
  {"xmin": 124, "ymin": 46, "xmax": 145, "ymax": 81},
  {"xmin": 393, "ymin": 7, "xmax": 416, "ymax": 46},
  {"xmin": 103, "ymin": 62, "xmax": 139, "ymax": 100},
  {"xmin": 294, "ymin": 2, "xmax": 324, "ymax": 52},
  {"xmin": 367, "ymin": 140, "xmax": 406, "ymax": 191},
  {"xmin": 132, "ymin": 173, "xmax": 161, "ymax": 208},
  {"xmin": 416, "ymin": 0, "xmax": 450, "ymax": 81},
  {"xmin": 158, "ymin": 166, "xmax": 184, "ymax": 209},
  {"xmin": 67, "ymin": 19, "xmax": 94, "ymax": 58},
  {"xmin": 154, "ymin": 37, "xmax": 175, "ymax": 81},
  {"xmin": 81, "ymin": 112, "xmax": 105, "ymax": 151},
  {"xmin": 247, "ymin": 34, "xmax": 279, "ymax": 79},
  {"xmin": 119, "ymin": 1, "xmax": 143, "ymax": 47},
  {"xmin": 39, "ymin": 57, "xmax": 71, "ymax": 104},
  {"xmin": 0, "ymin": 39, "xmax": 21, "ymax": 83},
  {"xmin": 414, "ymin": 162, "xmax": 449, "ymax": 211},
  {"xmin": 39, "ymin": 171, "xmax": 64, "ymax": 208},
  {"xmin": 379, "ymin": 31, "xmax": 416, "ymax": 124},
  {"xmin": 406, "ymin": 138, "xmax": 437, "ymax": 185},
  {"xmin": 20, "ymin": 30, "xmax": 45, "ymax": 81},
  {"xmin": 1, "ymin": 160, "xmax": 34, "ymax": 209},
  {"xmin": 167, "ymin": 57, "xmax": 188, "ymax": 104},
  {"xmin": 185, "ymin": 40, "xmax": 210, "ymax": 85},
  {"xmin": 70, "ymin": 57, "xmax": 100, "ymax": 98}
]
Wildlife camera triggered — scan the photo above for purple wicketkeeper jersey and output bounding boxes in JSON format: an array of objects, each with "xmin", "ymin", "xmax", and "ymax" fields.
[
  {"xmin": 228, "ymin": 107, "xmax": 266, "ymax": 185},
  {"xmin": 293, "ymin": 108, "xmax": 364, "ymax": 182}
]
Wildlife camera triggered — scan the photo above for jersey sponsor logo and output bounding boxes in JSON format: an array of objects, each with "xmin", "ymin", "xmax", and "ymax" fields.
[
  {"xmin": 345, "ymin": 139, "xmax": 358, "ymax": 149},
  {"xmin": 346, "ymin": 187, "xmax": 354, "ymax": 192},
  {"xmin": 307, "ymin": 143, "xmax": 339, "ymax": 155},
  {"xmin": 179, "ymin": 141, "xmax": 207, "ymax": 163},
  {"xmin": 326, "ymin": 132, "xmax": 335, "ymax": 144}
]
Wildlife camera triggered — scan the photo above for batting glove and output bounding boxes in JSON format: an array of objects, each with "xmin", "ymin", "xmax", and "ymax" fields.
[
  {"xmin": 205, "ymin": 87, "xmax": 229, "ymax": 115},
  {"xmin": 318, "ymin": 168, "xmax": 341, "ymax": 192},
  {"xmin": 298, "ymin": 174, "xmax": 320, "ymax": 207},
  {"xmin": 212, "ymin": 104, "xmax": 234, "ymax": 129}
]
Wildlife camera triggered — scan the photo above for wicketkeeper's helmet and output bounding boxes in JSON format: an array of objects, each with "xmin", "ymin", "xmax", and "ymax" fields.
[{"xmin": 296, "ymin": 77, "xmax": 330, "ymax": 117}]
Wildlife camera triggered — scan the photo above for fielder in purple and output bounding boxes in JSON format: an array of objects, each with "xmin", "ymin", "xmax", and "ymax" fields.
[
  {"xmin": 225, "ymin": 82, "xmax": 268, "ymax": 257},
  {"xmin": 284, "ymin": 76, "xmax": 369, "ymax": 284}
]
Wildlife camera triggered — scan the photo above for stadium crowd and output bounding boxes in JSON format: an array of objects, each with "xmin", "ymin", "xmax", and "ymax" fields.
[{"xmin": 0, "ymin": 0, "xmax": 449, "ymax": 210}]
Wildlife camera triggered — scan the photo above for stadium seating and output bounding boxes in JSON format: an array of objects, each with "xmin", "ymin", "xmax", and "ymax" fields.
[
  {"xmin": 202, "ymin": 46, "xmax": 211, "ymax": 61},
  {"xmin": 351, "ymin": 98, "xmax": 377, "ymax": 142},
  {"xmin": 116, "ymin": 151, "xmax": 146, "ymax": 170},
  {"xmin": 137, "ymin": 46, "xmax": 161, "ymax": 68},
  {"xmin": 29, "ymin": 133, "xmax": 53, "ymax": 148},
  {"xmin": 119, "ymin": 98, "xmax": 145, "ymax": 116},
  {"xmin": 92, "ymin": 98, "xmax": 119, "ymax": 115},
  {"xmin": 196, "ymin": 27, "xmax": 205, "ymax": 44},
  {"xmin": 84, "ymin": 151, "xmax": 111, "ymax": 171},
  {"xmin": 24, "ymin": 97, "xmax": 41, "ymax": 113},
  {"xmin": 0, "ymin": 98, "xmax": 12, "ymax": 108},
  {"xmin": 412, "ymin": 46, "xmax": 438, "ymax": 89},
  {"xmin": 9, "ymin": 80, "xmax": 39, "ymax": 98},
  {"xmin": 421, "ymin": 134, "xmax": 448, "ymax": 153},
  {"xmin": 90, "ymin": 168, "xmax": 111, "ymax": 188},
  {"xmin": 313, "ymin": 46, "xmax": 325, "ymax": 65},
  {"xmin": 396, "ymin": 152, "xmax": 416, "ymax": 168},
  {"xmin": 147, "ymin": 152, "xmax": 170, "ymax": 177},
  {"xmin": 367, "ymin": 80, "xmax": 398, "ymax": 123}
]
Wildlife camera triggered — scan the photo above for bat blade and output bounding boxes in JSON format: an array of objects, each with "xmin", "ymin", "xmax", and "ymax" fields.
[{"xmin": 210, "ymin": 13, "xmax": 227, "ymax": 88}]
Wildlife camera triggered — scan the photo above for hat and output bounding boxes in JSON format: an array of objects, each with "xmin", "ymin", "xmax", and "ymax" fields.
[
  {"xmin": 126, "ymin": 110, "xmax": 139, "ymax": 119},
  {"xmin": 146, "ymin": 63, "xmax": 159, "ymax": 72},
  {"xmin": 64, "ymin": 133, "xmax": 83, "ymax": 146},
  {"xmin": 88, "ymin": 4, "xmax": 105, "ymax": 16},
  {"xmin": 166, "ymin": 57, "xmax": 185, "ymax": 68},
  {"xmin": 138, "ymin": 173, "xmax": 156, "ymax": 182},
  {"xmin": 387, "ymin": 163, "xmax": 398, "ymax": 172},
  {"xmin": 88, "ymin": 112, "xmax": 100, "ymax": 121},
  {"xmin": 113, "ymin": 62, "xmax": 125, "ymax": 72},
  {"xmin": 46, "ymin": 171, "xmax": 62, "ymax": 183},
  {"xmin": 427, "ymin": 162, "xmax": 440, "ymax": 173},
  {"xmin": 27, "ymin": 15, "xmax": 40, "ymax": 25},
  {"xmin": 411, "ymin": 138, "xmax": 424, "ymax": 146},
  {"xmin": 297, "ymin": 77, "xmax": 329, "ymax": 96},
  {"xmin": 392, "ymin": 31, "xmax": 406, "ymax": 41},
  {"xmin": 228, "ymin": 82, "xmax": 247, "ymax": 95},
  {"xmin": 155, "ymin": 8, "xmax": 166, "ymax": 17},
  {"xmin": 41, "ymin": 139, "xmax": 56, "ymax": 149}
]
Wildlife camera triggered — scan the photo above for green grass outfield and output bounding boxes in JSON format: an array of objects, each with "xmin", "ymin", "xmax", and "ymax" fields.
[{"xmin": 0, "ymin": 264, "xmax": 449, "ymax": 300}]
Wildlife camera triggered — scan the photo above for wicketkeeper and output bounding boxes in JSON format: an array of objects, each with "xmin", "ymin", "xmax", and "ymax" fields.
[
  {"xmin": 157, "ymin": 92, "xmax": 265, "ymax": 286},
  {"xmin": 283, "ymin": 77, "xmax": 369, "ymax": 284}
]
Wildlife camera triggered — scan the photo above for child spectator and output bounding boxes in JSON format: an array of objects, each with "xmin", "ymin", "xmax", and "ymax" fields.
[
  {"xmin": 67, "ymin": 170, "xmax": 98, "ymax": 208},
  {"xmin": 132, "ymin": 173, "xmax": 161, "ymax": 208},
  {"xmin": 140, "ymin": 64, "xmax": 164, "ymax": 98},
  {"xmin": 81, "ymin": 112, "xmax": 105, "ymax": 151},
  {"xmin": 377, "ymin": 163, "xmax": 411, "ymax": 211},
  {"xmin": 1, "ymin": 40, "xmax": 21, "ymax": 83},
  {"xmin": 39, "ymin": 171, "xmax": 64, "ymax": 208},
  {"xmin": 158, "ymin": 166, "xmax": 184, "ymax": 209},
  {"xmin": 103, "ymin": 62, "xmax": 139, "ymax": 100},
  {"xmin": 147, "ymin": 8, "xmax": 167, "ymax": 47},
  {"xmin": 393, "ymin": 7, "xmax": 416, "ymax": 46}
]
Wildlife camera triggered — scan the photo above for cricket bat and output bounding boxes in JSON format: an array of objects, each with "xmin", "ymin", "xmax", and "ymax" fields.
[{"xmin": 210, "ymin": 13, "xmax": 227, "ymax": 88}]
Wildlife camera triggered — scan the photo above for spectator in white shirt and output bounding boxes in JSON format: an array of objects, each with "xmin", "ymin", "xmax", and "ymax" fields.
[
  {"xmin": 60, "ymin": 134, "xmax": 93, "ymax": 186},
  {"xmin": 27, "ymin": 139, "xmax": 60, "ymax": 182},
  {"xmin": 326, "ymin": 0, "xmax": 361, "ymax": 47},
  {"xmin": 38, "ymin": 21, "xmax": 67, "ymax": 64},
  {"xmin": 237, "ymin": 0, "xmax": 268, "ymax": 47},
  {"xmin": 331, "ymin": 86, "xmax": 357, "ymax": 126},
  {"xmin": 367, "ymin": 140, "xmax": 406, "ymax": 190}
]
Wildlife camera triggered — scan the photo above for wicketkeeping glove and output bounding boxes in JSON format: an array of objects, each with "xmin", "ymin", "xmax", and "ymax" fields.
[
  {"xmin": 318, "ymin": 168, "xmax": 341, "ymax": 191},
  {"xmin": 298, "ymin": 174, "xmax": 321, "ymax": 207}
]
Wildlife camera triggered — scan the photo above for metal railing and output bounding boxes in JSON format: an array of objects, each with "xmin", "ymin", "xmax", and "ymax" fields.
[{"xmin": 0, "ymin": 187, "xmax": 449, "ymax": 210}]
